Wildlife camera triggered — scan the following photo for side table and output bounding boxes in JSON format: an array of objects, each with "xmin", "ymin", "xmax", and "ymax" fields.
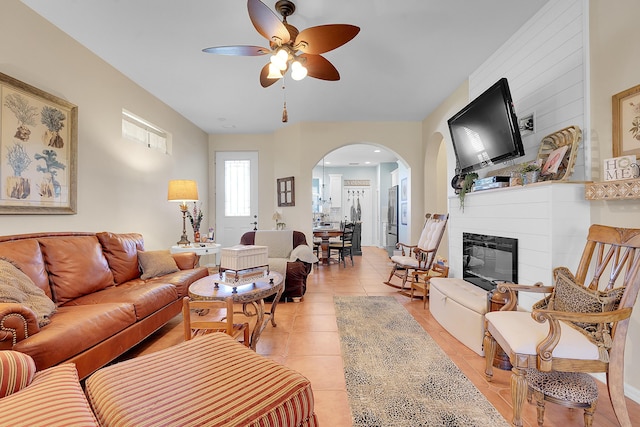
[
  {"xmin": 188, "ymin": 272, "xmax": 283, "ymax": 350},
  {"xmin": 170, "ymin": 243, "xmax": 221, "ymax": 267},
  {"xmin": 487, "ymin": 288, "xmax": 513, "ymax": 370}
]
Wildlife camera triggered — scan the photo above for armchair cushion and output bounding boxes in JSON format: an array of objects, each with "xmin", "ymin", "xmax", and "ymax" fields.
[
  {"xmin": 137, "ymin": 250, "xmax": 179, "ymax": 280},
  {"xmin": 0, "ymin": 362, "xmax": 99, "ymax": 426},
  {"xmin": 0, "ymin": 351, "xmax": 36, "ymax": 398},
  {"xmin": 485, "ymin": 311, "xmax": 600, "ymax": 361},
  {"xmin": 290, "ymin": 245, "xmax": 318, "ymax": 264}
]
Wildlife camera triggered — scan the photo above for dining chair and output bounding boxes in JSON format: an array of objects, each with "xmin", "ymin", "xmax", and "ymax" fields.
[
  {"xmin": 329, "ymin": 222, "xmax": 354, "ymax": 267},
  {"xmin": 182, "ymin": 296, "xmax": 250, "ymax": 347},
  {"xmin": 384, "ymin": 213, "xmax": 449, "ymax": 289},
  {"xmin": 483, "ymin": 224, "xmax": 640, "ymax": 427}
]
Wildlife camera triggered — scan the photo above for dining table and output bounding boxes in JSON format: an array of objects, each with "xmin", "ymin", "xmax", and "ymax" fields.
[{"xmin": 313, "ymin": 228, "xmax": 343, "ymax": 265}]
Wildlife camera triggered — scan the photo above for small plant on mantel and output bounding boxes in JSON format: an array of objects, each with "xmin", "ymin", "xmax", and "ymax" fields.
[
  {"xmin": 520, "ymin": 162, "xmax": 541, "ymax": 173},
  {"xmin": 459, "ymin": 172, "xmax": 478, "ymax": 211}
]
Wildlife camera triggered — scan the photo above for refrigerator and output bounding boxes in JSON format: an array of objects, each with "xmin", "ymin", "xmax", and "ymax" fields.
[{"xmin": 386, "ymin": 185, "xmax": 398, "ymax": 256}]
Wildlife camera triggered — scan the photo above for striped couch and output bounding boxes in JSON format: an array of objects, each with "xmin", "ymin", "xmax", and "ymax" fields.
[{"xmin": 0, "ymin": 333, "xmax": 318, "ymax": 426}]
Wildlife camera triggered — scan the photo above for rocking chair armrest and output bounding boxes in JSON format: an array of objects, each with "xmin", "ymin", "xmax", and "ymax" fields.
[
  {"xmin": 395, "ymin": 242, "xmax": 416, "ymax": 256},
  {"xmin": 531, "ymin": 307, "xmax": 633, "ymax": 370},
  {"xmin": 494, "ymin": 282, "xmax": 554, "ymax": 311}
]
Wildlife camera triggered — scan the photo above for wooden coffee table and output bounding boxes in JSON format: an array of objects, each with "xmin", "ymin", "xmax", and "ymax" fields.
[{"xmin": 188, "ymin": 272, "xmax": 283, "ymax": 350}]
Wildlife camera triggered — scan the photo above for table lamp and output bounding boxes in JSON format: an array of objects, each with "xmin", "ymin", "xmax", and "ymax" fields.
[
  {"xmin": 272, "ymin": 211, "xmax": 282, "ymax": 229},
  {"xmin": 168, "ymin": 179, "xmax": 199, "ymax": 246}
]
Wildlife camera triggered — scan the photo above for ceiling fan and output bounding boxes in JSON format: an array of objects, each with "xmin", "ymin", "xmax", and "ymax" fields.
[{"xmin": 203, "ymin": 0, "xmax": 360, "ymax": 88}]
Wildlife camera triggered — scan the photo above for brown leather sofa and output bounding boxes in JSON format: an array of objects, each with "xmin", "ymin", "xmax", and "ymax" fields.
[
  {"xmin": 239, "ymin": 231, "xmax": 314, "ymax": 301},
  {"xmin": 0, "ymin": 231, "xmax": 208, "ymax": 379}
]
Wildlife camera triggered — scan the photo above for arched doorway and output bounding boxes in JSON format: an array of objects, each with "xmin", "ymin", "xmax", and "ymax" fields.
[{"xmin": 311, "ymin": 143, "xmax": 408, "ymax": 250}]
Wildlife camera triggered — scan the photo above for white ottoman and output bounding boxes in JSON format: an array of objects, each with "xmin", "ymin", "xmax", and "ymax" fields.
[{"xmin": 429, "ymin": 278, "xmax": 489, "ymax": 355}]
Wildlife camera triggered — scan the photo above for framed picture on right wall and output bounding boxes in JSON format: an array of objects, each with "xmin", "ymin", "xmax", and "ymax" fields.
[{"xmin": 612, "ymin": 83, "xmax": 640, "ymax": 158}]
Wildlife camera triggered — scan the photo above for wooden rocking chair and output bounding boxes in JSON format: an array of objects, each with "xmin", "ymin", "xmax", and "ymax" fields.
[
  {"xmin": 484, "ymin": 224, "xmax": 640, "ymax": 427},
  {"xmin": 384, "ymin": 213, "xmax": 448, "ymax": 290}
]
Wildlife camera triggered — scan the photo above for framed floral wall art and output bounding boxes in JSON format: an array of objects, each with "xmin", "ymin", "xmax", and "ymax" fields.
[
  {"xmin": 0, "ymin": 72, "xmax": 77, "ymax": 214},
  {"xmin": 612, "ymin": 83, "xmax": 640, "ymax": 159}
]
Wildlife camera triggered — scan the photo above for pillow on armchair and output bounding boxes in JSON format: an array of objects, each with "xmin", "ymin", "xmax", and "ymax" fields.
[{"xmin": 533, "ymin": 266, "xmax": 625, "ymax": 362}]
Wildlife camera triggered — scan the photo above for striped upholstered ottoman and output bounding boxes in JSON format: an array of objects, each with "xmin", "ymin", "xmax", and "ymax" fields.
[{"xmin": 85, "ymin": 333, "xmax": 318, "ymax": 427}]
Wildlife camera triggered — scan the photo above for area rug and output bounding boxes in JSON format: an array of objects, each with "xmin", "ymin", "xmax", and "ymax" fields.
[{"xmin": 334, "ymin": 296, "xmax": 509, "ymax": 426}]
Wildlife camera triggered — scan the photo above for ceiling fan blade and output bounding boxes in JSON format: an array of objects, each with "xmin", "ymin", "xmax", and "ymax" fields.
[
  {"xmin": 259, "ymin": 63, "xmax": 281, "ymax": 88},
  {"xmin": 295, "ymin": 24, "xmax": 360, "ymax": 54},
  {"xmin": 301, "ymin": 54, "xmax": 340, "ymax": 81},
  {"xmin": 248, "ymin": 0, "xmax": 290, "ymax": 45},
  {"xmin": 202, "ymin": 45, "xmax": 270, "ymax": 56}
]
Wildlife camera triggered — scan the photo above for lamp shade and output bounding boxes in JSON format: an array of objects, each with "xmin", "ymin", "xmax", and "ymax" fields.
[{"xmin": 168, "ymin": 180, "xmax": 198, "ymax": 202}]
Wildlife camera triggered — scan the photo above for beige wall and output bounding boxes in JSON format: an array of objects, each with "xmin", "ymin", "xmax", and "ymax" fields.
[
  {"xmin": 589, "ymin": 0, "xmax": 640, "ymax": 397},
  {"xmin": 0, "ymin": 1, "xmax": 209, "ymax": 249},
  {"xmin": 210, "ymin": 121, "xmax": 423, "ymax": 243}
]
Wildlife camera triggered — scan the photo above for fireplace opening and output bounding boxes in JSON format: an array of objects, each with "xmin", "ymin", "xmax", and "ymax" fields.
[{"xmin": 462, "ymin": 232, "xmax": 518, "ymax": 292}]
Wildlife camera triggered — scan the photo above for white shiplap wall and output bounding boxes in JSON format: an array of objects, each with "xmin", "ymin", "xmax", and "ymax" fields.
[
  {"xmin": 469, "ymin": 0, "xmax": 588, "ymax": 181},
  {"xmin": 448, "ymin": 182, "xmax": 591, "ymax": 310}
]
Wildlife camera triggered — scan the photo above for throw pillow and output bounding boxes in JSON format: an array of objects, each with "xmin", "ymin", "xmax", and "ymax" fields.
[
  {"xmin": 0, "ymin": 258, "xmax": 56, "ymax": 327},
  {"xmin": 547, "ymin": 267, "xmax": 624, "ymax": 361},
  {"xmin": 138, "ymin": 250, "xmax": 179, "ymax": 280},
  {"xmin": 0, "ymin": 351, "xmax": 37, "ymax": 398}
]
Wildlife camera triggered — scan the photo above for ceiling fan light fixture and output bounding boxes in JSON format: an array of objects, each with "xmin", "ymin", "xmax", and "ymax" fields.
[
  {"xmin": 267, "ymin": 63, "xmax": 284, "ymax": 79},
  {"xmin": 291, "ymin": 60, "xmax": 307, "ymax": 81},
  {"xmin": 270, "ymin": 48, "xmax": 289, "ymax": 70}
]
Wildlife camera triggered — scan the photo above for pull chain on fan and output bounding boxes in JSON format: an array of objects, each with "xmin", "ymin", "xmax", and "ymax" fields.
[{"xmin": 281, "ymin": 78, "xmax": 288, "ymax": 123}]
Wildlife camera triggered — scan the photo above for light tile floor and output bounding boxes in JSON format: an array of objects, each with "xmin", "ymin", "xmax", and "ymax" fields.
[{"xmin": 129, "ymin": 246, "xmax": 640, "ymax": 427}]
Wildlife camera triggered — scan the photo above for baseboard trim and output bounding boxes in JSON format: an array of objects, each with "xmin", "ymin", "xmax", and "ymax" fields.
[{"xmin": 591, "ymin": 373, "xmax": 640, "ymax": 404}]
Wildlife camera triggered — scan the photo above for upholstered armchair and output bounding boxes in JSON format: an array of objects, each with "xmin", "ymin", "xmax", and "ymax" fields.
[
  {"xmin": 483, "ymin": 224, "xmax": 640, "ymax": 427},
  {"xmin": 240, "ymin": 230, "xmax": 317, "ymax": 302}
]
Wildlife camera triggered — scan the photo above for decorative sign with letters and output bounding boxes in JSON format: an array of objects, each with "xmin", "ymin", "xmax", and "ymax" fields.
[{"xmin": 603, "ymin": 155, "xmax": 637, "ymax": 181}]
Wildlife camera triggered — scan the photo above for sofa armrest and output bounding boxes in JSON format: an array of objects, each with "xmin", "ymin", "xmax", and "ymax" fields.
[
  {"xmin": 0, "ymin": 303, "xmax": 40, "ymax": 348},
  {"xmin": 172, "ymin": 252, "xmax": 198, "ymax": 270}
]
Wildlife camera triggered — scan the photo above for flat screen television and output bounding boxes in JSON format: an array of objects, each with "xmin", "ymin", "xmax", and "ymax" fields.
[{"xmin": 448, "ymin": 78, "xmax": 525, "ymax": 174}]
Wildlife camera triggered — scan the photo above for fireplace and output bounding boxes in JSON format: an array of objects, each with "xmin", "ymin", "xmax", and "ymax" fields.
[{"xmin": 462, "ymin": 233, "xmax": 518, "ymax": 292}]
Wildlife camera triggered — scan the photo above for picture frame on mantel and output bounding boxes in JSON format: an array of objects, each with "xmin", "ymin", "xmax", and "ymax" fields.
[
  {"xmin": 0, "ymin": 72, "xmax": 77, "ymax": 214},
  {"xmin": 277, "ymin": 176, "xmax": 295, "ymax": 207},
  {"xmin": 612, "ymin": 83, "xmax": 640, "ymax": 158}
]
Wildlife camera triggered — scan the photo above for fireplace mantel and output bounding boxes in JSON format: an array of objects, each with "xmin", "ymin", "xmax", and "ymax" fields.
[{"xmin": 447, "ymin": 181, "xmax": 591, "ymax": 309}]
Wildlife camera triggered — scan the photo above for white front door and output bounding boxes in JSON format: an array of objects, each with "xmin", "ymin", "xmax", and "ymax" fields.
[{"xmin": 215, "ymin": 151, "xmax": 259, "ymax": 249}]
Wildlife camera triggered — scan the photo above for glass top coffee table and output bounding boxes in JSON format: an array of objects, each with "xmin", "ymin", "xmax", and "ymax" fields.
[{"xmin": 188, "ymin": 272, "xmax": 283, "ymax": 350}]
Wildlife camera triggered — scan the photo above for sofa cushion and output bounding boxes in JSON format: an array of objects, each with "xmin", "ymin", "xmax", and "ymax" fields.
[
  {"xmin": 96, "ymin": 232, "xmax": 145, "ymax": 285},
  {"xmin": 0, "ymin": 239, "xmax": 51, "ymax": 298},
  {"xmin": 0, "ymin": 351, "xmax": 37, "ymax": 398},
  {"xmin": 65, "ymin": 281, "xmax": 178, "ymax": 320},
  {"xmin": 145, "ymin": 267, "xmax": 209, "ymax": 298},
  {"xmin": 0, "ymin": 259, "xmax": 56, "ymax": 326},
  {"xmin": 85, "ymin": 333, "xmax": 316, "ymax": 427},
  {"xmin": 14, "ymin": 303, "xmax": 136, "ymax": 371},
  {"xmin": 138, "ymin": 250, "xmax": 179, "ymax": 280},
  {"xmin": 38, "ymin": 236, "xmax": 115, "ymax": 305},
  {"xmin": 0, "ymin": 362, "xmax": 98, "ymax": 426}
]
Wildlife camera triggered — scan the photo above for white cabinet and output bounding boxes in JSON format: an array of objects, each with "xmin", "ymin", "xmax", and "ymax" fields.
[{"xmin": 329, "ymin": 174, "xmax": 342, "ymax": 208}]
